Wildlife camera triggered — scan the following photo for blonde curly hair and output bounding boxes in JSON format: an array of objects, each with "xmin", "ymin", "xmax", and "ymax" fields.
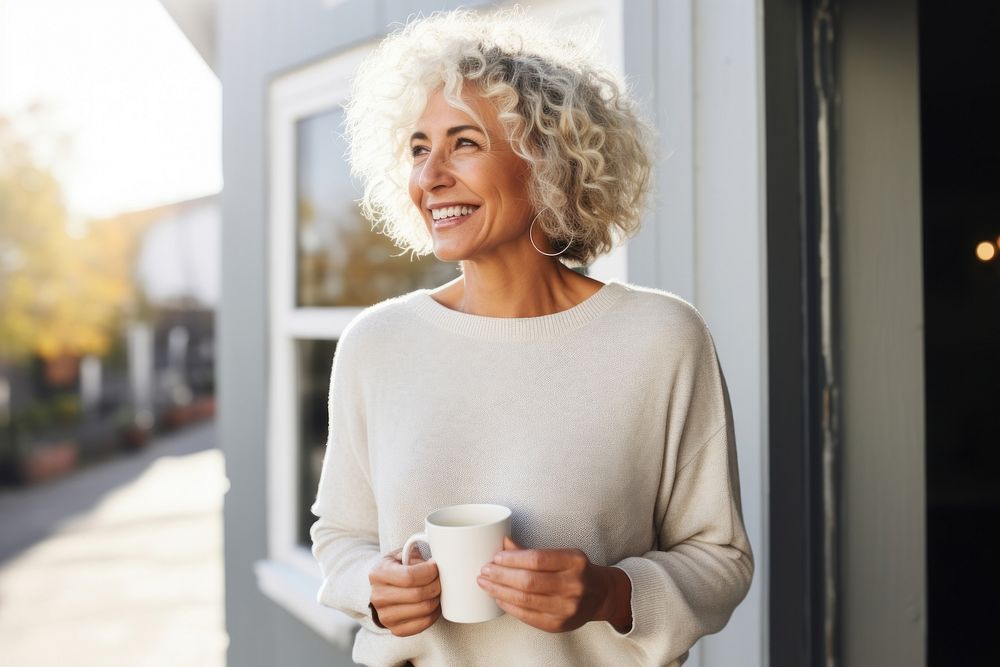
[{"xmin": 344, "ymin": 7, "xmax": 653, "ymax": 266}]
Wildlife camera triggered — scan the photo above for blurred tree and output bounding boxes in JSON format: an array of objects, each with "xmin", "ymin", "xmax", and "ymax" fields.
[{"xmin": 0, "ymin": 109, "xmax": 138, "ymax": 362}]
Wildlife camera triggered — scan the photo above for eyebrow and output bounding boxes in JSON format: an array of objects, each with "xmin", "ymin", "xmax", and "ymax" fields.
[{"xmin": 409, "ymin": 125, "xmax": 485, "ymax": 143}]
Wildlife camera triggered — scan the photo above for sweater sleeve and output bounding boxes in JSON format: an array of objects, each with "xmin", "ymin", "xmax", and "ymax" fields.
[
  {"xmin": 309, "ymin": 326, "xmax": 389, "ymax": 635},
  {"xmin": 611, "ymin": 322, "xmax": 754, "ymax": 664}
]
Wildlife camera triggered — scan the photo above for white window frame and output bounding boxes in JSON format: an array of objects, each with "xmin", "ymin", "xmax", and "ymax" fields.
[
  {"xmin": 256, "ymin": 43, "xmax": 372, "ymax": 649},
  {"xmin": 255, "ymin": 0, "xmax": 628, "ymax": 649}
]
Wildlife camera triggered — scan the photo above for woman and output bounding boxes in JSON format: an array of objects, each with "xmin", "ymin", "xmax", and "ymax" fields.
[{"xmin": 310, "ymin": 8, "xmax": 753, "ymax": 666}]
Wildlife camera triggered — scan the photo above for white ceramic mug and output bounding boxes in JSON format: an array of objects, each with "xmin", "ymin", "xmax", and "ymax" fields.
[{"xmin": 401, "ymin": 503, "xmax": 512, "ymax": 624}]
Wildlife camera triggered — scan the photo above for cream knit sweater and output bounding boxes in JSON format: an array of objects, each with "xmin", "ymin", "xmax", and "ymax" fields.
[{"xmin": 310, "ymin": 280, "xmax": 754, "ymax": 666}]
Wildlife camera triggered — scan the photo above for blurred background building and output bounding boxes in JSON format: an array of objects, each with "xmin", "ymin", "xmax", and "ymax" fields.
[
  {"xmin": 0, "ymin": 195, "xmax": 218, "ymax": 485},
  {"xmin": 0, "ymin": 1, "xmax": 220, "ymax": 484},
  {"xmin": 0, "ymin": 0, "xmax": 223, "ymax": 664}
]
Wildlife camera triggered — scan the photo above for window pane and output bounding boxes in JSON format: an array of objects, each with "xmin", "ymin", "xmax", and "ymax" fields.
[
  {"xmin": 295, "ymin": 108, "xmax": 455, "ymax": 307},
  {"xmin": 297, "ymin": 337, "xmax": 338, "ymax": 547}
]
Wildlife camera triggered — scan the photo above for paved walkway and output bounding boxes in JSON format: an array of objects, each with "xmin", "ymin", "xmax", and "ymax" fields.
[{"xmin": 0, "ymin": 421, "xmax": 226, "ymax": 667}]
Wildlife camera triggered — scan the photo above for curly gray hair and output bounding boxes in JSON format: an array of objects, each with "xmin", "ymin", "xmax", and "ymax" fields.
[{"xmin": 344, "ymin": 7, "xmax": 653, "ymax": 266}]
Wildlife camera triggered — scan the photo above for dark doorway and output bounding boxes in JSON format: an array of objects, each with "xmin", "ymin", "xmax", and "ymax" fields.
[{"xmin": 920, "ymin": 2, "xmax": 1000, "ymax": 664}]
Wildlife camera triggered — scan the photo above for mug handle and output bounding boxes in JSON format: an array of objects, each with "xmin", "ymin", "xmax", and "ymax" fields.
[{"xmin": 401, "ymin": 532, "xmax": 429, "ymax": 566}]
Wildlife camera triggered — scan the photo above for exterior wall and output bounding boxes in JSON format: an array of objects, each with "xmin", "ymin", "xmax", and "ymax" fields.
[
  {"xmin": 626, "ymin": 3, "xmax": 767, "ymax": 666},
  {"xmin": 136, "ymin": 195, "xmax": 220, "ymax": 308},
  {"xmin": 219, "ymin": 1, "xmax": 767, "ymax": 665}
]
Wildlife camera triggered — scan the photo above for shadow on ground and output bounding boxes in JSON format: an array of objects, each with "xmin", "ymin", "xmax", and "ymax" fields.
[{"xmin": 0, "ymin": 422, "xmax": 217, "ymax": 566}]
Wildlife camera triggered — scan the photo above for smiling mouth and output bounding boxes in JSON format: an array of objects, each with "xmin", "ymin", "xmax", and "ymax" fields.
[
  {"xmin": 430, "ymin": 205, "xmax": 479, "ymax": 228},
  {"xmin": 431, "ymin": 206, "xmax": 479, "ymax": 224}
]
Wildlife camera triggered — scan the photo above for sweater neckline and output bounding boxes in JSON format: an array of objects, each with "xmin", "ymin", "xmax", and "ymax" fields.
[{"xmin": 407, "ymin": 279, "xmax": 626, "ymax": 341}]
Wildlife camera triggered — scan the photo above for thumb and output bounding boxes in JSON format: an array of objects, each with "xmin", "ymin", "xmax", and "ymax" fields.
[{"xmin": 503, "ymin": 535, "xmax": 525, "ymax": 550}]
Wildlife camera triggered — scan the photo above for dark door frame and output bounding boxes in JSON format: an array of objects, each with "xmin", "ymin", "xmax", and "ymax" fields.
[{"xmin": 765, "ymin": 1, "xmax": 842, "ymax": 665}]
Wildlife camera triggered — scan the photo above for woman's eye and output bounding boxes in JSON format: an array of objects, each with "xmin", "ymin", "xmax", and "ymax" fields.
[{"xmin": 410, "ymin": 138, "xmax": 478, "ymax": 159}]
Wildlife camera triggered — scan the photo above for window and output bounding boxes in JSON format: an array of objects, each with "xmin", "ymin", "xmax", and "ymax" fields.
[{"xmin": 295, "ymin": 337, "xmax": 337, "ymax": 547}]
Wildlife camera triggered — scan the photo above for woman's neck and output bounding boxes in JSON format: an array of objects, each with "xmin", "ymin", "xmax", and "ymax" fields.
[{"xmin": 432, "ymin": 256, "xmax": 604, "ymax": 318}]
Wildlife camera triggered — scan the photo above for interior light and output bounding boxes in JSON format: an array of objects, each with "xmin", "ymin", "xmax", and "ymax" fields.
[{"xmin": 975, "ymin": 241, "xmax": 996, "ymax": 262}]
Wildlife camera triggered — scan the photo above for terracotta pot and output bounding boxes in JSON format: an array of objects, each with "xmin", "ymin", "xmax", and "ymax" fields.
[
  {"xmin": 20, "ymin": 440, "xmax": 79, "ymax": 484},
  {"xmin": 192, "ymin": 396, "xmax": 216, "ymax": 420}
]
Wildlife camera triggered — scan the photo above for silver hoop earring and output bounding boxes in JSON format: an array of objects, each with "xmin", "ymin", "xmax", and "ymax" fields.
[{"xmin": 528, "ymin": 211, "xmax": 572, "ymax": 257}]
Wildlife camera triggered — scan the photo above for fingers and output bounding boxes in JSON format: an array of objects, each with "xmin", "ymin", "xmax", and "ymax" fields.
[
  {"xmin": 492, "ymin": 547, "xmax": 588, "ymax": 573},
  {"xmin": 477, "ymin": 576, "xmax": 575, "ymax": 616},
  {"xmin": 477, "ymin": 545, "xmax": 598, "ymax": 633},
  {"xmin": 373, "ymin": 597, "xmax": 442, "ymax": 627},
  {"xmin": 370, "ymin": 554, "xmax": 439, "ymax": 588},
  {"xmin": 386, "ymin": 608, "xmax": 441, "ymax": 638},
  {"xmin": 369, "ymin": 549, "xmax": 442, "ymax": 637},
  {"xmin": 369, "ymin": 578, "xmax": 441, "ymax": 637},
  {"xmin": 370, "ymin": 578, "xmax": 441, "ymax": 607},
  {"xmin": 479, "ymin": 563, "xmax": 578, "ymax": 596}
]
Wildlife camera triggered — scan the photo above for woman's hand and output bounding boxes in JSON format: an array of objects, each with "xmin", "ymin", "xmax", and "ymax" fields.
[
  {"xmin": 368, "ymin": 546, "xmax": 442, "ymax": 637},
  {"xmin": 477, "ymin": 537, "xmax": 633, "ymax": 634}
]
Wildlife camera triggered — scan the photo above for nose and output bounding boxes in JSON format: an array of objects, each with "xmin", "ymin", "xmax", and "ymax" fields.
[{"xmin": 416, "ymin": 149, "xmax": 455, "ymax": 192}]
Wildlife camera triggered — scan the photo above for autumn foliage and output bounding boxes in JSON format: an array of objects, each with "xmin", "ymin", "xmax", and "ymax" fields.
[{"xmin": 0, "ymin": 113, "xmax": 144, "ymax": 362}]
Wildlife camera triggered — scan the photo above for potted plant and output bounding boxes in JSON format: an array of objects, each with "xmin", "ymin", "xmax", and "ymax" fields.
[{"xmin": 8, "ymin": 399, "xmax": 80, "ymax": 485}]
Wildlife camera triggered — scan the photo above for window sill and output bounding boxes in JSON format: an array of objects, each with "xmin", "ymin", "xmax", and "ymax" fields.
[{"xmin": 253, "ymin": 559, "xmax": 358, "ymax": 650}]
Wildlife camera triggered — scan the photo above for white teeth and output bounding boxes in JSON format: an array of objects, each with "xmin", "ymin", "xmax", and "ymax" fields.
[{"xmin": 431, "ymin": 205, "xmax": 478, "ymax": 220}]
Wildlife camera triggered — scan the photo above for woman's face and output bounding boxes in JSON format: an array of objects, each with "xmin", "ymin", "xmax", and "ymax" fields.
[{"xmin": 408, "ymin": 86, "xmax": 534, "ymax": 263}]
